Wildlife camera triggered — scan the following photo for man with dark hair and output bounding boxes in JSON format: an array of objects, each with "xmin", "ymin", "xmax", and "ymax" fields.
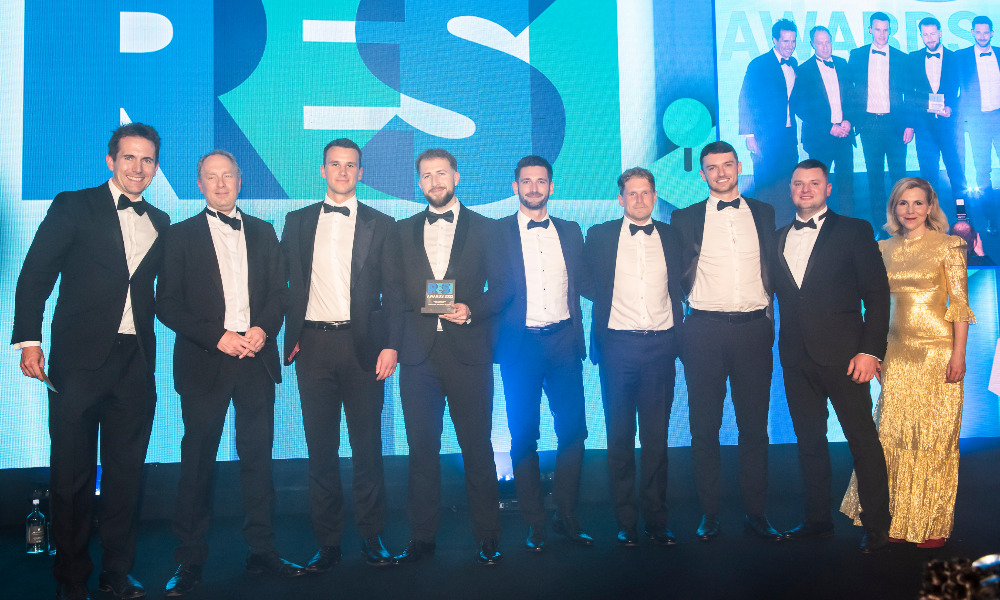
[
  {"xmin": 670, "ymin": 141, "xmax": 782, "ymax": 544},
  {"xmin": 775, "ymin": 158, "xmax": 891, "ymax": 553},
  {"xmin": 958, "ymin": 15, "xmax": 1000, "ymax": 233},
  {"xmin": 280, "ymin": 138, "xmax": 401, "ymax": 573},
  {"xmin": 13, "ymin": 123, "xmax": 170, "ymax": 600},
  {"xmin": 792, "ymin": 26, "xmax": 856, "ymax": 216},
  {"xmin": 391, "ymin": 149, "xmax": 511, "ymax": 566},
  {"xmin": 739, "ymin": 18, "xmax": 799, "ymax": 219},
  {"xmin": 849, "ymin": 12, "xmax": 914, "ymax": 229},
  {"xmin": 910, "ymin": 16, "xmax": 967, "ymax": 214},
  {"xmin": 159, "ymin": 151, "xmax": 301, "ymax": 597},
  {"xmin": 584, "ymin": 167, "xmax": 682, "ymax": 547},
  {"xmin": 496, "ymin": 156, "xmax": 593, "ymax": 552}
]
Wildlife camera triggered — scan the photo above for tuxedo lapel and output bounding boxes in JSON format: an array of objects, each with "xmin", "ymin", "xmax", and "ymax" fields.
[
  {"xmin": 241, "ymin": 209, "xmax": 261, "ymax": 300},
  {"xmin": 801, "ymin": 212, "xmax": 838, "ymax": 288},
  {"xmin": 443, "ymin": 205, "xmax": 469, "ymax": 280},
  {"xmin": 196, "ymin": 211, "xmax": 225, "ymax": 299},
  {"xmin": 95, "ymin": 186, "xmax": 129, "ymax": 278},
  {"xmin": 507, "ymin": 217, "xmax": 527, "ymax": 298},
  {"xmin": 412, "ymin": 213, "xmax": 434, "ymax": 278},
  {"xmin": 551, "ymin": 217, "xmax": 575, "ymax": 310},
  {"xmin": 777, "ymin": 225, "xmax": 796, "ymax": 287},
  {"xmin": 299, "ymin": 204, "xmax": 322, "ymax": 288},
  {"xmin": 351, "ymin": 206, "xmax": 375, "ymax": 290}
]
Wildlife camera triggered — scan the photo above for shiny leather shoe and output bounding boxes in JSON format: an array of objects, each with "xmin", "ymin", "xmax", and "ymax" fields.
[
  {"xmin": 164, "ymin": 564, "xmax": 201, "ymax": 597},
  {"xmin": 361, "ymin": 536, "xmax": 392, "ymax": 566},
  {"xmin": 552, "ymin": 515, "xmax": 594, "ymax": 546},
  {"xmin": 392, "ymin": 539, "xmax": 436, "ymax": 564},
  {"xmin": 305, "ymin": 546, "xmax": 341, "ymax": 574},
  {"xmin": 696, "ymin": 514, "xmax": 720, "ymax": 541},
  {"xmin": 860, "ymin": 528, "xmax": 890, "ymax": 554},
  {"xmin": 525, "ymin": 526, "xmax": 546, "ymax": 552},
  {"xmin": 97, "ymin": 572, "xmax": 145, "ymax": 599},
  {"xmin": 617, "ymin": 528, "xmax": 639, "ymax": 547},
  {"xmin": 744, "ymin": 514, "xmax": 785, "ymax": 542},
  {"xmin": 55, "ymin": 583, "xmax": 91, "ymax": 600},
  {"xmin": 246, "ymin": 552, "xmax": 307, "ymax": 577},
  {"xmin": 783, "ymin": 521, "xmax": 835, "ymax": 540},
  {"xmin": 476, "ymin": 539, "xmax": 502, "ymax": 565},
  {"xmin": 645, "ymin": 526, "xmax": 677, "ymax": 547}
]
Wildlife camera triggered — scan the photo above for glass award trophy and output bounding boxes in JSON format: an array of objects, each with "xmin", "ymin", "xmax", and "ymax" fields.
[{"xmin": 422, "ymin": 280, "xmax": 456, "ymax": 314}]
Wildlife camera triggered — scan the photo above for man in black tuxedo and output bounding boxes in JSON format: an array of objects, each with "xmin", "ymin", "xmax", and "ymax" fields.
[
  {"xmin": 775, "ymin": 159, "xmax": 891, "ymax": 553},
  {"xmin": 496, "ymin": 156, "xmax": 593, "ymax": 552},
  {"xmin": 157, "ymin": 151, "xmax": 302, "ymax": 597},
  {"xmin": 792, "ymin": 26, "xmax": 856, "ymax": 216},
  {"xmin": 280, "ymin": 139, "xmax": 401, "ymax": 571},
  {"xmin": 910, "ymin": 17, "xmax": 967, "ymax": 214},
  {"xmin": 670, "ymin": 141, "xmax": 783, "ymax": 543},
  {"xmin": 12, "ymin": 123, "xmax": 169, "ymax": 600},
  {"xmin": 583, "ymin": 167, "xmax": 682, "ymax": 547},
  {"xmin": 739, "ymin": 18, "xmax": 799, "ymax": 221},
  {"xmin": 848, "ymin": 12, "xmax": 914, "ymax": 228},
  {"xmin": 390, "ymin": 149, "xmax": 510, "ymax": 566},
  {"xmin": 957, "ymin": 15, "xmax": 1000, "ymax": 233}
]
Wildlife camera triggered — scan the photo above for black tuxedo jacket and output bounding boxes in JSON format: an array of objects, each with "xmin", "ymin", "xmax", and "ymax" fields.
[
  {"xmin": 739, "ymin": 50, "xmax": 797, "ymax": 144},
  {"xmin": 791, "ymin": 55, "xmax": 857, "ymax": 153},
  {"xmin": 156, "ymin": 209, "xmax": 287, "ymax": 396},
  {"xmin": 774, "ymin": 211, "xmax": 890, "ymax": 367},
  {"xmin": 908, "ymin": 45, "xmax": 961, "ymax": 126},
  {"xmin": 281, "ymin": 201, "xmax": 402, "ymax": 369},
  {"xmin": 494, "ymin": 214, "xmax": 590, "ymax": 364},
  {"xmin": 583, "ymin": 218, "xmax": 683, "ymax": 365},
  {"xmin": 957, "ymin": 45, "xmax": 1000, "ymax": 120},
  {"xmin": 394, "ymin": 204, "xmax": 512, "ymax": 366},
  {"xmin": 848, "ymin": 43, "xmax": 912, "ymax": 131},
  {"xmin": 12, "ymin": 183, "xmax": 170, "ymax": 379}
]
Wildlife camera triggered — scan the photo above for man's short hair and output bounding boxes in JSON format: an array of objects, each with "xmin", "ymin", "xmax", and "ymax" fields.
[
  {"xmin": 108, "ymin": 123, "xmax": 160, "ymax": 162},
  {"xmin": 948, "ymin": 220, "xmax": 976, "ymax": 249},
  {"xmin": 792, "ymin": 158, "xmax": 829, "ymax": 178},
  {"xmin": 323, "ymin": 138, "xmax": 362, "ymax": 164},
  {"xmin": 869, "ymin": 12, "xmax": 890, "ymax": 27},
  {"xmin": 772, "ymin": 19, "xmax": 797, "ymax": 41},
  {"xmin": 918, "ymin": 17, "xmax": 941, "ymax": 31},
  {"xmin": 514, "ymin": 155, "xmax": 553, "ymax": 182},
  {"xmin": 972, "ymin": 16, "xmax": 994, "ymax": 31},
  {"xmin": 197, "ymin": 149, "xmax": 241, "ymax": 177},
  {"xmin": 699, "ymin": 141, "xmax": 739, "ymax": 167},
  {"xmin": 416, "ymin": 148, "xmax": 457, "ymax": 172},
  {"xmin": 809, "ymin": 25, "xmax": 831, "ymax": 43},
  {"xmin": 617, "ymin": 167, "xmax": 655, "ymax": 195}
]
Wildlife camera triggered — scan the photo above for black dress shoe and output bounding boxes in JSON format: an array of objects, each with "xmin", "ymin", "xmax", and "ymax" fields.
[
  {"xmin": 305, "ymin": 546, "xmax": 341, "ymax": 574},
  {"xmin": 696, "ymin": 514, "xmax": 720, "ymax": 541},
  {"xmin": 860, "ymin": 528, "xmax": 890, "ymax": 554},
  {"xmin": 246, "ymin": 552, "xmax": 307, "ymax": 577},
  {"xmin": 361, "ymin": 536, "xmax": 392, "ymax": 567},
  {"xmin": 525, "ymin": 526, "xmax": 546, "ymax": 552},
  {"xmin": 552, "ymin": 515, "xmax": 594, "ymax": 546},
  {"xmin": 744, "ymin": 514, "xmax": 785, "ymax": 542},
  {"xmin": 164, "ymin": 564, "xmax": 201, "ymax": 597},
  {"xmin": 55, "ymin": 583, "xmax": 91, "ymax": 600},
  {"xmin": 616, "ymin": 528, "xmax": 639, "ymax": 546},
  {"xmin": 644, "ymin": 526, "xmax": 677, "ymax": 547},
  {"xmin": 392, "ymin": 539, "xmax": 436, "ymax": 564},
  {"xmin": 783, "ymin": 521, "xmax": 835, "ymax": 540},
  {"xmin": 97, "ymin": 572, "xmax": 145, "ymax": 599},
  {"xmin": 476, "ymin": 539, "xmax": 502, "ymax": 565}
]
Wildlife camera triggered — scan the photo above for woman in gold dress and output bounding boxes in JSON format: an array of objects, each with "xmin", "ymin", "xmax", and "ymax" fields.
[{"xmin": 841, "ymin": 177, "xmax": 975, "ymax": 547}]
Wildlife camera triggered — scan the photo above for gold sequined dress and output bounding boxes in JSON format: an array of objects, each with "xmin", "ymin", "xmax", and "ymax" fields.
[{"xmin": 840, "ymin": 231, "xmax": 975, "ymax": 541}]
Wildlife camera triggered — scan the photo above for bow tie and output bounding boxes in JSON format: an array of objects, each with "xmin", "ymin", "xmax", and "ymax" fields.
[
  {"xmin": 717, "ymin": 198, "xmax": 741, "ymax": 211},
  {"xmin": 323, "ymin": 203, "xmax": 350, "ymax": 216},
  {"xmin": 981, "ymin": 51, "xmax": 993, "ymax": 58},
  {"xmin": 206, "ymin": 208, "xmax": 241, "ymax": 231},
  {"xmin": 871, "ymin": 48, "xmax": 887, "ymax": 56},
  {"xmin": 792, "ymin": 212, "xmax": 828, "ymax": 230},
  {"xmin": 925, "ymin": 52, "xmax": 941, "ymax": 59},
  {"xmin": 629, "ymin": 222, "xmax": 654, "ymax": 236},
  {"xmin": 426, "ymin": 210, "xmax": 455, "ymax": 225},
  {"xmin": 526, "ymin": 218, "xmax": 549, "ymax": 230},
  {"xmin": 779, "ymin": 57, "xmax": 796, "ymax": 67},
  {"xmin": 117, "ymin": 194, "xmax": 147, "ymax": 216},
  {"xmin": 821, "ymin": 59, "xmax": 834, "ymax": 68}
]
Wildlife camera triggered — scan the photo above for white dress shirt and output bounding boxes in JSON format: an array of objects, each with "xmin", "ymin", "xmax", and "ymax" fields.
[
  {"xmin": 305, "ymin": 195, "xmax": 358, "ymax": 322},
  {"xmin": 924, "ymin": 49, "xmax": 943, "ymax": 95},
  {"xmin": 608, "ymin": 218, "xmax": 672, "ymax": 331},
  {"xmin": 816, "ymin": 56, "xmax": 844, "ymax": 124},
  {"xmin": 424, "ymin": 202, "xmax": 460, "ymax": 330},
  {"xmin": 866, "ymin": 45, "xmax": 891, "ymax": 114},
  {"xmin": 688, "ymin": 197, "xmax": 768, "ymax": 312},
  {"xmin": 517, "ymin": 211, "xmax": 570, "ymax": 327},
  {"xmin": 975, "ymin": 48, "xmax": 1000, "ymax": 112},
  {"xmin": 206, "ymin": 207, "xmax": 250, "ymax": 332},
  {"xmin": 783, "ymin": 207, "xmax": 829, "ymax": 289}
]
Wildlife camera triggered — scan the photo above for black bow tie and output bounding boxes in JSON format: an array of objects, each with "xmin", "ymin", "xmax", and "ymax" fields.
[
  {"xmin": 779, "ymin": 57, "xmax": 796, "ymax": 67},
  {"xmin": 323, "ymin": 203, "xmax": 350, "ymax": 216},
  {"xmin": 717, "ymin": 198, "xmax": 741, "ymax": 211},
  {"xmin": 925, "ymin": 51, "xmax": 941, "ymax": 59},
  {"xmin": 871, "ymin": 48, "xmax": 887, "ymax": 56},
  {"xmin": 792, "ymin": 212, "xmax": 828, "ymax": 230},
  {"xmin": 821, "ymin": 59, "xmax": 834, "ymax": 68},
  {"xmin": 426, "ymin": 210, "xmax": 455, "ymax": 225},
  {"xmin": 206, "ymin": 208, "xmax": 241, "ymax": 231},
  {"xmin": 526, "ymin": 218, "xmax": 549, "ymax": 230},
  {"xmin": 629, "ymin": 222, "xmax": 654, "ymax": 236},
  {"xmin": 117, "ymin": 194, "xmax": 147, "ymax": 216},
  {"xmin": 981, "ymin": 51, "xmax": 993, "ymax": 58}
]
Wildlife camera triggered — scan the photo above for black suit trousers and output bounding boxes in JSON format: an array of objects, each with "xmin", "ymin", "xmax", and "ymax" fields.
[
  {"xmin": 47, "ymin": 335, "xmax": 154, "ymax": 584},
  {"xmin": 598, "ymin": 329, "xmax": 677, "ymax": 530},
  {"xmin": 500, "ymin": 325, "xmax": 587, "ymax": 527},
  {"xmin": 915, "ymin": 115, "xmax": 966, "ymax": 203},
  {"xmin": 173, "ymin": 354, "xmax": 277, "ymax": 564},
  {"xmin": 683, "ymin": 313, "xmax": 773, "ymax": 516},
  {"xmin": 295, "ymin": 328, "xmax": 386, "ymax": 545},
  {"xmin": 806, "ymin": 135, "xmax": 855, "ymax": 218},
  {"xmin": 859, "ymin": 115, "xmax": 907, "ymax": 226},
  {"xmin": 398, "ymin": 334, "xmax": 500, "ymax": 542}
]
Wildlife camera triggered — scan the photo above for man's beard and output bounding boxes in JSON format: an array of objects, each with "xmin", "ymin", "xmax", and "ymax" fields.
[
  {"xmin": 425, "ymin": 188, "xmax": 455, "ymax": 208},
  {"xmin": 519, "ymin": 194, "xmax": 548, "ymax": 210}
]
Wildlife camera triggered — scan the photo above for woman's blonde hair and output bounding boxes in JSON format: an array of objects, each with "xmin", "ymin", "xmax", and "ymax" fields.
[{"xmin": 885, "ymin": 177, "xmax": 949, "ymax": 236}]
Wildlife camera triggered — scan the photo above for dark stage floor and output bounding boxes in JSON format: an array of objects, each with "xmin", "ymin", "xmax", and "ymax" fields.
[{"xmin": 3, "ymin": 440, "xmax": 998, "ymax": 600}]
